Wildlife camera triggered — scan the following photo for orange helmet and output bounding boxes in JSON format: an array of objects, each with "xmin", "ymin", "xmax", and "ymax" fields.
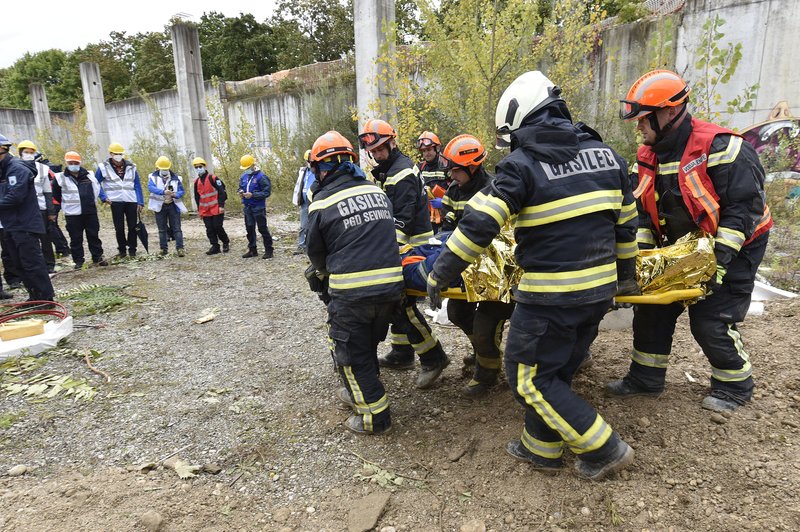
[
  {"xmin": 416, "ymin": 131, "xmax": 441, "ymax": 150},
  {"xmin": 358, "ymin": 119, "xmax": 396, "ymax": 151},
  {"xmin": 620, "ymin": 70, "xmax": 690, "ymax": 121},
  {"xmin": 310, "ymin": 131, "xmax": 357, "ymax": 163},
  {"xmin": 441, "ymin": 134, "xmax": 486, "ymax": 169},
  {"xmin": 64, "ymin": 151, "xmax": 82, "ymax": 163}
]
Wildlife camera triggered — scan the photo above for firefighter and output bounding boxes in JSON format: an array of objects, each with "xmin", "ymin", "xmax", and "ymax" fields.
[
  {"xmin": 607, "ymin": 70, "xmax": 772, "ymax": 413},
  {"xmin": 192, "ymin": 157, "xmax": 230, "ymax": 255},
  {"xmin": 0, "ymin": 134, "xmax": 55, "ymax": 303},
  {"xmin": 428, "ymin": 71, "xmax": 638, "ymax": 480},
  {"xmin": 437, "ymin": 134, "xmax": 514, "ymax": 398},
  {"xmin": 16, "ymin": 140, "xmax": 57, "ymax": 273},
  {"xmin": 416, "ymin": 131, "xmax": 449, "ymax": 233},
  {"xmin": 305, "ymin": 130, "xmax": 404, "ymax": 435},
  {"xmin": 96, "ymin": 143, "xmax": 144, "ymax": 259},
  {"xmin": 358, "ymin": 119, "xmax": 449, "ymax": 388}
]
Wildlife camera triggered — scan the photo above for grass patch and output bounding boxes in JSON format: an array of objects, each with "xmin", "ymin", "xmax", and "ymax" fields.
[
  {"xmin": 0, "ymin": 412, "xmax": 24, "ymax": 429},
  {"xmin": 59, "ymin": 284, "xmax": 138, "ymax": 316}
]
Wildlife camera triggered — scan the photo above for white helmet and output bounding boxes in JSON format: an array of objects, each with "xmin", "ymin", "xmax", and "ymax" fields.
[{"xmin": 495, "ymin": 71, "xmax": 563, "ymax": 148}]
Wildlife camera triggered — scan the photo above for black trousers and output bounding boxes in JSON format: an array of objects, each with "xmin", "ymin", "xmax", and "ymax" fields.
[
  {"xmin": 111, "ymin": 201, "xmax": 138, "ymax": 254},
  {"xmin": 0, "ymin": 229, "xmax": 23, "ymax": 285},
  {"xmin": 505, "ymin": 300, "xmax": 619, "ymax": 462},
  {"xmin": 6, "ymin": 230, "xmax": 54, "ymax": 301},
  {"xmin": 448, "ymin": 299, "xmax": 514, "ymax": 384},
  {"xmin": 202, "ymin": 214, "xmax": 229, "ymax": 247},
  {"xmin": 389, "ymin": 296, "xmax": 446, "ymax": 365},
  {"xmin": 328, "ymin": 297, "xmax": 397, "ymax": 431},
  {"xmin": 243, "ymin": 205, "xmax": 273, "ymax": 251},
  {"xmin": 627, "ymin": 235, "xmax": 768, "ymax": 401},
  {"xmin": 37, "ymin": 210, "xmax": 56, "ymax": 271},
  {"xmin": 48, "ymin": 211, "xmax": 71, "ymax": 255},
  {"xmin": 65, "ymin": 213, "xmax": 104, "ymax": 265}
]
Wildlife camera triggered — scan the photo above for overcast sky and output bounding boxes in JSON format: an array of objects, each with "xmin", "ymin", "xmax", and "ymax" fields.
[{"xmin": 1, "ymin": 1, "xmax": 279, "ymax": 68}]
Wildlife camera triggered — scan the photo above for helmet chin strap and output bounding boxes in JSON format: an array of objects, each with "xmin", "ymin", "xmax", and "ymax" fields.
[{"xmin": 648, "ymin": 104, "xmax": 687, "ymax": 144}]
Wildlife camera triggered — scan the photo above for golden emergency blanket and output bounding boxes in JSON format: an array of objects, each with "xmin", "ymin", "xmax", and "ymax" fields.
[
  {"xmin": 462, "ymin": 227, "xmax": 520, "ymax": 303},
  {"xmin": 636, "ymin": 232, "xmax": 716, "ymax": 299},
  {"xmin": 460, "ymin": 230, "xmax": 715, "ymax": 304}
]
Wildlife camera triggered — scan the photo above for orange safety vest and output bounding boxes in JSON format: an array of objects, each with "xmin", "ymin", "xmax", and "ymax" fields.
[
  {"xmin": 196, "ymin": 175, "xmax": 221, "ymax": 217},
  {"xmin": 634, "ymin": 118, "xmax": 772, "ymax": 246}
]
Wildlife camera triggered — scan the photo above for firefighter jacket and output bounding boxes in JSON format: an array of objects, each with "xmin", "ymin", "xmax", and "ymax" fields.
[
  {"xmin": 371, "ymin": 148, "xmax": 433, "ymax": 246},
  {"xmin": 441, "ymin": 166, "xmax": 492, "ymax": 232},
  {"xmin": 307, "ymin": 164, "xmax": 404, "ymax": 302},
  {"xmin": 96, "ymin": 159, "xmax": 144, "ymax": 205},
  {"xmin": 0, "ymin": 155, "xmax": 46, "ymax": 233},
  {"xmin": 53, "ymin": 168, "xmax": 106, "ymax": 216},
  {"xmin": 432, "ymin": 108, "xmax": 638, "ymax": 306},
  {"xmin": 417, "ymin": 156, "xmax": 449, "ymax": 189},
  {"xmin": 632, "ymin": 115, "xmax": 772, "ymax": 272},
  {"xmin": 194, "ymin": 173, "xmax": 227, "ymax": 217}
]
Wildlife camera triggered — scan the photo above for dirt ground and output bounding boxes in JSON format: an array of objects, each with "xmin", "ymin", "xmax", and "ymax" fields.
[{"xmin": 0, "ymin": 213, "xmax": 798, "ymax": 532}]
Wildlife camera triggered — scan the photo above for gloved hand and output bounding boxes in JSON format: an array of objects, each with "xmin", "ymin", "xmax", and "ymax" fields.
[
  {"xmin": 430, "ymin": 197, "xmax": 443, "ymax": 209},
  {"xmin": 427, "ymin": 272, "xmax": 444, "ymax": 310},
  {"xmin": 708, "ymin": 264, "xmax": 726, "ymax": 293},
  {"xmin": 304, "ymin": 264, "xmax": 326, "ymax": 293},
  {"xmin": 615, "ymin": 258, "xmax": 641, "ymax": 296}
]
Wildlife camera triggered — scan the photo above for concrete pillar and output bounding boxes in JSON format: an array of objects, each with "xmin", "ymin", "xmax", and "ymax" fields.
[
  {"xmin": 29, "ymin": 83, "xmax": 52, "ymax": 131},
  {"xmin": 171, "ymin": 23, "xmax": 213, "ymax": 210},
  {"xmin": 354, "ymin": 0, "xmax": 396, "ymax": 130},
  {"xmin": 79, "ymin": 62, "xmax": 111, "ymax": 165}
]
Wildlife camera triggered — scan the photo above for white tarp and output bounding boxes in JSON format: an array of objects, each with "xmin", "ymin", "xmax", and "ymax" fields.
[{"xmin": 0, "ymin": 317, "xmax": 73, "ymax": 361}]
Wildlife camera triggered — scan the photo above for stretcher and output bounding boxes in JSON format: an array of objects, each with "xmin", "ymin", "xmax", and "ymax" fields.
[{"xmin": 406, "ymin": 287, "xmax": 705, "ymax": 305}]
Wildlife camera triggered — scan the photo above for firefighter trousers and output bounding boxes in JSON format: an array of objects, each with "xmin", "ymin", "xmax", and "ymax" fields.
[
  {"xmin": 447, "ymin": 299, "xmax": 514, "ymax": 384},
  {"xmin": 389, "ymin": 296, "xmax": 446, "ymax": 365},
  {"xmin": 328, "ymin": 297, "xmax": 397, "ymax": 432},
  {"xmin": 505, "ymin": 300, "xmax": 620, "ymax": 462},
  {"xmin": 626, "ymin": 235, "xmax": 767, "ymax": 402}
]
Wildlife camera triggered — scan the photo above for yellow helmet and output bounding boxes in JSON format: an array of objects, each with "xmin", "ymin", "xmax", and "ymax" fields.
[
  {"xmin": 192, "ymin": 157, "xmax": 207, "ymax": 167},
  {"xmin": 108, "ymin": 142, "xmax": 125, "ymax": 154},
  {"xmin": 240, "ymin": 154, "xmax": 255, "ymax": 170},
  {"xmin": 17, "ymin": 140, "xmax": 37, "ymax": 153},
  {"xmin": 303, "ymin": 149, "xmax": 312, "ymax": 162},
  {"xmin": 155, "ymin": 156, "xmax": 172, "ymax": 170}
]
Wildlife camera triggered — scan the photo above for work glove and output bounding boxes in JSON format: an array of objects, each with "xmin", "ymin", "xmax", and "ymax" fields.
[
  {"xmin": 304, "ymin": 264, "xmax": 327, "ymax": 294},
  {"xmin": 615, "ymin": 258, "xmax": 641, "ymax": 297},
  {"xmin": 427, "ymin": 271, "xmax": 444, "ymax": 310}
]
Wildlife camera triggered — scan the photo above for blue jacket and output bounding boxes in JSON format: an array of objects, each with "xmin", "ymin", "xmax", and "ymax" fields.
[
  {"xmin": 147, "ymin": 170, "xmax": 185, "ymax": 199},
  {"xmin": 0, "ymin": 155, "xmax": 45, "ymax": 233},
  {"xmin": 238, "ymin": 170, "xmax": 271, "ymax": 208}
]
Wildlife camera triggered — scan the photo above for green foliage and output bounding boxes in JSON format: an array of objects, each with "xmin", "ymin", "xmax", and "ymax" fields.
[
  {"xmin": 58, "ymin": 284, "xmax": 137, "ymax": 316},
  {"xmin": 0, "ymin": 411, "xmax": 24, "ymax": 429},
  {"xmin": 35, "ymin": 105, "xmax": 98, "ymax": 167},
  {"xmin": 763, "ymin": 181, "xmax": 800, "ymax": 291},
  {"xmin": 274, "ymin": 0, "xmax": 354, "ymax": 63},
  {"xmin": 603, "ymin": 0, "xmax": 647, "ymax": 23},
  {"xmin": 0, "ymin": 49, "xmax": 81, "ymax": 111},
  {"xmin": 690, "ymin": 15, "xmax": 758, "ymax": 126}
]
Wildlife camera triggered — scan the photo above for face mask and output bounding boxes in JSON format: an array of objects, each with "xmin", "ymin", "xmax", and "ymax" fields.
[
  {"xmin": 67, "ymin": 164, "xmax": 80, "ymax": 173},
  {"xmin": 195, "ymin": 167, "xmax": 206, "ymax": 176},
  {"xmin": 112, "ymin": 154, "xmax": 123, "ymax": 163},
  {"xmin": 21, "ymin": 153, "xmax": 35, "ymax": 161},
  {"xmin": 159, "ymin": 170, "xmax": 170, "ymax": 178},
  {"xmin": 246, "ymin": 168, "xmax": 255, "ymax": 175}
]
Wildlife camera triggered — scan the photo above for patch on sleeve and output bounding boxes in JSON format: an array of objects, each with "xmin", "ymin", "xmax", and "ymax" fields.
[
  {"xmin": 216, "ymin": 179, "xmax": 222, "ymax": 186},
  {"xmin": 8, "ymin": 176, "xmax": 16, "ymax": 186}
]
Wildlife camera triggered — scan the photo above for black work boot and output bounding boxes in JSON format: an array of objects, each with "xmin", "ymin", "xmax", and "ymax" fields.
[
  {"xmin": 605, "ymin": 376, "xmax": 663, "ymax": 398},
  {"xmin": 463, "ymin": 379, "xmax": 493, "ymax": 399},
  {"xmin": 378, "ymin": 346, "xmax": 415, "ymax": 370},
  {"xmin": 505, "ymin": 440, "xmax": 563, "ymax": 474},
  {"xmin": 344, "ymin": 415, "xmax": 393, "ymax": 436},
  {"xmin": 336, "ymin": 387, "xmax": 354, "ymax": 411},
  {"xmin": 262, "ymin": 249, "xmax": 274, "ymax": 259},
  {"xmin": 206, "ymin": 245, "xmax": 221, "ymax": 255},
  {"xmin": 416, "ymin": 354, "xmax": 451, "ymax": 389},
  {"xmin": 242, "ymin": 248, "xmax": 258, "ymax": 258},
  {"xmin": 702, "ymin": 389, "xmax": 748, "ymax": 413},
  {"xmin": 575, "ymin": 436, "xmax": 634, "ymax": 481},
  {"xmin": 0, "ymin": 290, "xmax": 13, "ymax": 300},
  {"xmin": 222, "ymin": 241, "xmax": 230, "ymax": 253}
]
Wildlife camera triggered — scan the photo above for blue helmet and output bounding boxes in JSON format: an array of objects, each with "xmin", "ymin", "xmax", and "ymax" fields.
[{"xmin": 0, "ymin": 133, "xmax": 12, "ymax": 148}]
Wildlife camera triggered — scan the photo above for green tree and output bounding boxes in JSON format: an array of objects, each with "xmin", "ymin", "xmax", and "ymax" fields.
[
  {"xmin": 0, "ymin": 49, "xmax": 79, "ymax": 111},
  {"xmin": 274, "ymin": 0, "xmax": 354, "ymax": 62},
  {"xmin": 199, "ymin": 12, "xmax": 280, "ymax": 80},
  {"xmin": 131, "ymin": 32, "xmax": 175, "ymax": 93}
]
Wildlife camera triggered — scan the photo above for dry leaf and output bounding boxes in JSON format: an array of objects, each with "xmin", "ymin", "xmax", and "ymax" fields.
[{"xmin": 173, "ymin": 460, "xmax": 201, "ymax": 479}]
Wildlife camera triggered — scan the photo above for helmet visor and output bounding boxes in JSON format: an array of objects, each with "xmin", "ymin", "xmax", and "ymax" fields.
[
  {"xmin": 619, "ymin": 99, "xmax": 662, "ymax": 121},
  {"xmin": 417, "ymin": 137, "xmax": 436, "ymax": 149},
  {"xmin": 358, "ymin": 132, "xmax": 381, "ymax": 150}
]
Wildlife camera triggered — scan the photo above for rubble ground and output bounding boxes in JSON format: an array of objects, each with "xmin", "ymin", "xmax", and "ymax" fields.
[{"xmin": 0, "ymin": 214, "xmax": 798, "ymax": 531}]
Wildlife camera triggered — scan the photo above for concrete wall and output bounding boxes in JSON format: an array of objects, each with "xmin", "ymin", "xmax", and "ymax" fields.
[
  {"xmin": 0, "ymin": 108, "xmax": 72, "ymax": 146},
  {"xmin": 104, "ymin": 89, "xmax": 186, "ymax": 152}
]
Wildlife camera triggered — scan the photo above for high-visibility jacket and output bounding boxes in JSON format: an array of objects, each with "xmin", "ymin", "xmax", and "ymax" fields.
[
  {"xmin": 96, "ymin": 159, "xmax": 143, "ymax": 204},
  {"xmin": 29, "ymin": 161, "xmax": 54, "ymax": 212},
  {"xmin": 147, "ymin": 171, "xmax": 187, "ymax": 213},
  {"xmin": 432, "ymin": 113, "xmax": 638, "ymax": 306},
  {"xmin": 633, "ymin": 117, "xmax": 772, "ymax": 270},
  {"xmin": 194, "ymin": 173, "xmax": 226, "ymax": 217},
  {"xmin": 372, "ymin": 149, "xmax": 433, "ymax": 246},
  {"xmin": 307, "ymin": 165, "xmax": 404, "ymax": 302},
  {"xmin": 55, "ymin": 169, "xmax": 102, "ymax": 216}
]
